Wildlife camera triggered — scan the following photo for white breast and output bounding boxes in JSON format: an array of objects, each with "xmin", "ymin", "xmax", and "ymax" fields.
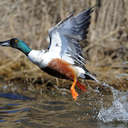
[{"xmin": 28, "ymin": 50, "xmax": 60, "ymax": 68}]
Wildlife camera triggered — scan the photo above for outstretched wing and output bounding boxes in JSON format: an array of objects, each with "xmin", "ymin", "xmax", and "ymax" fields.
[{"xmin": 48, "ymin": 7, "xmax": 94, "ymax": 67}]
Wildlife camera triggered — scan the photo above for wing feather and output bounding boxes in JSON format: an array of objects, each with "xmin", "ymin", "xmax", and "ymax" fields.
[{"xmin": 48, "ymin": 7, "xmax": 94, "ymax": 67}]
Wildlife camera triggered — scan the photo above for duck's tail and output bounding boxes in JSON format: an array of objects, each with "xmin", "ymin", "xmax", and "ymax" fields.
[
  {"xmin": 76, "ymin": 67, "xmax": 100, "ymax": 92},
  {"xmin": 76, "ymin": 73, "xmax": 100, "ymax": 92},
  {"xmin": 83, "ymin": 67, "xmax": 100, "ymax": 84},
  {"xmin": 85, "ymin": 73, "xmax": 100, "ymax": 83}
]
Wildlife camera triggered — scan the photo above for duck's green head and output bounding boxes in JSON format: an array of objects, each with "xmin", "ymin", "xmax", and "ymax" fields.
[{"xmin": 0, "ymin": 38, "xmax": 32, "ymax": 55}]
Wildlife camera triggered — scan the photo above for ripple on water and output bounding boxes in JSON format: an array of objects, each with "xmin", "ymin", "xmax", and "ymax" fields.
[
  {"xmin": 0, "ymin": 92, "xmax": 32, "ymax": 128},
  {"xmin": 0, "ymin": 83, "xmax": 128, "ymax": 128}
]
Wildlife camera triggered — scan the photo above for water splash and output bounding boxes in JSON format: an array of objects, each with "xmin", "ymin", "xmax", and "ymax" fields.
[{"xmin": 98, "ymin": 82, "xmax": 128, "ymax": 123}]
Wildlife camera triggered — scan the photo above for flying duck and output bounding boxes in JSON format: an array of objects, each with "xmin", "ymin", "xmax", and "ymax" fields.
[{"xmin": 0, "ymin": 7, "xmax": 97, "ymax": 100}]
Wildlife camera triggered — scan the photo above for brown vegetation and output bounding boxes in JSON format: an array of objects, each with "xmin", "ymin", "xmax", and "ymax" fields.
[{"xmin": 0, "ymin": 0, "xmax": 128, "ymax": 92}]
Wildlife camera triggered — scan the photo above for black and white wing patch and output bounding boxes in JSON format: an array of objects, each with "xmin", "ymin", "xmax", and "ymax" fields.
[{"xmin": 48, "ymin": 7, "xmax": 94, "ymax": 67}]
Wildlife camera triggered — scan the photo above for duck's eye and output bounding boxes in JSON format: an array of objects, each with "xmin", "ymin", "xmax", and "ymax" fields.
[
  {"xmin": 15, "ymin": 39, "xmax": 18, "ymax": 43},
  {"xmin": 10, "ymin": 38, "xmax": 18, "ymax": 46}
]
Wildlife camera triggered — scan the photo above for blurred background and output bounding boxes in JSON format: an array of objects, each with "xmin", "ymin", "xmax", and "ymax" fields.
[{"xmin": 0, "ymin": 0, "xmax": 128, "ymax": 90}]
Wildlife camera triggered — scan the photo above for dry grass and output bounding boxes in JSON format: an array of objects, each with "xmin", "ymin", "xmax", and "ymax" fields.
[{"xmin": 0, "ymin": 0, "xmax": 128, "ymax": 92}]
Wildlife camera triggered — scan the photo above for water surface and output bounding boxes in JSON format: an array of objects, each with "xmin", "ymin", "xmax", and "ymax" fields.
[{"xmin": 0, "ymin": 84, "xmax": 128, "ymax": 128}]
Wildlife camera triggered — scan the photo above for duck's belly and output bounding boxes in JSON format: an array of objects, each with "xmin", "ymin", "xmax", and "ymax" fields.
[
  {"xmin": 42, "ymin": 58, "xmax": 76, "ymax": 80},
  {"xmin": 42, "ymin": 67, "xmax": 69, "ymax": 79}
]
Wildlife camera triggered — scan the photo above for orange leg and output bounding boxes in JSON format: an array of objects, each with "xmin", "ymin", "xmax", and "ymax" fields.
[
  {"xmin": 70, "ymin": 76, "xmax": 78, "ymax": 100},
  {"xmin": 76, "ymin": 81, "xmax": 86, "ymax": 92},
  {"xmin": 47, "ymin": 58, "xmax": 79, "ymax": 100}
]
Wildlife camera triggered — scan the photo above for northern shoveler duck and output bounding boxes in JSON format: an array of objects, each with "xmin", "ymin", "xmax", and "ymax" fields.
[{"xmin": 0, "ymin": 7, "xmax": 97, "ymax": 100}]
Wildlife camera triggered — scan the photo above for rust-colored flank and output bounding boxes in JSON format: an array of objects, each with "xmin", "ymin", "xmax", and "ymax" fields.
[{"xmin": 48, "ymin": 58, "xmax": 86, "ymax": 100}]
